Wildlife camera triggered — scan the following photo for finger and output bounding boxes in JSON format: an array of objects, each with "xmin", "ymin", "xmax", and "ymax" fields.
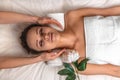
[
  {"xmin": 38, "ymin": 17, "xmax": 52, "ymax": 24},
  {"xmin": 56, "ymin": 49, "xmax": 66, "ymax": 56},
  {"xmin": 46, "ymin": 52, "xmax": 56, "ymax": 57},
  {"xmin": 46, "ymin": 19, "xmax": 63, "ymax": 30},
  {"xmin": 41, "ymin": 17, "xmax": 63, "ymax": 30},
  {"xmin": 46, "ymin": 53, "xmax": 57, "ymax": 60},
  {"xmin": 46, "ymin": 49, "xmax": 66, "ymax": 59},
  {"xmin": 50, "ymin": 19, "xmax": 63, "ymax": 30},
  {"xmin": 44, "ymin": 53, "xmax": 55, "ymax": 60}
]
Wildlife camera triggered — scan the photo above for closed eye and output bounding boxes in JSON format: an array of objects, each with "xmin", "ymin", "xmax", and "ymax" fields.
[
  {"xmin": 39, "ymin": 40, "xmax": 44, "ymax": 47},
  {"xmin": 39, "ymin": 28, "xmax": 43, "ymax": 36}
]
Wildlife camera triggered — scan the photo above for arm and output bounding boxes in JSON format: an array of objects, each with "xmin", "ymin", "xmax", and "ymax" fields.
[
  {"xmin": 0, "ymin": 11, "xmax": 38, "ymax": 24},
  {"xmin": 0, "ymin": 11, "xmax": 63, "ymax": 29},
  {"xmin": 0, "ymin": 49, "xmax": 65, "ymax": 69},
  {"xmin": 67, "ymin": 6, "xmax": 120, "ymax": 19},
  {"xmin": 0, "ymin": 56, "xmax": 41, "ymax": 69},
  {"xmin": 78, "ymin": 63, "xmax": 120, "ymax": 77}
]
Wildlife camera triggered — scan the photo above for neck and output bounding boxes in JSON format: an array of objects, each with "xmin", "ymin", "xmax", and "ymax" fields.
[{"xmin": 57, "ymin": 30, "xmax": 76, "ymax": 49}]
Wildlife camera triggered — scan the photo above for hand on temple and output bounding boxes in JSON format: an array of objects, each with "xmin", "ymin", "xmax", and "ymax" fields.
[
  {"xmin": 37, "ymin": 17, "xmax": 63, "ymax": 30},
  {"xmin": 36, "ymin": 49, "xmax": 66, "ymax": 61},
  {"xmin": 0, "ymin": 49, "xmax": 65, "ymax": 69}
]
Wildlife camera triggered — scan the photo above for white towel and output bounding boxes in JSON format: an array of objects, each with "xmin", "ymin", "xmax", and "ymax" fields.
[
  {"xmin": 47, "ymin": 13, "xmax": 65, "ymax": 31},
  {"xmin": 84, "ymin": 16, "xmax": 120, "ymax": 65}
]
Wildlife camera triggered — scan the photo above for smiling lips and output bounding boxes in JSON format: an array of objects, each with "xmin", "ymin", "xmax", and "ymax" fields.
[{"xmin": 49, "ymin": 32, "xmax": 54, "ymax": 42}]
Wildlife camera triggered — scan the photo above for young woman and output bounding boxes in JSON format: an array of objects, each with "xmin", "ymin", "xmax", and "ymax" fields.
[
  {"xmin": 21, "ymin": 6, "xmax": 120, "ymax": 77},
  {"xmin": 0, "ymin": 11, "xmax": 65, "ymax": 69}
]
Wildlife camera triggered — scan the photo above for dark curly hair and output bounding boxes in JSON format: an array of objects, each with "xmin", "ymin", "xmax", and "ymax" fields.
[{"xmin": 20, "ymin": 24, "xmax": 51, "ymax": 54}]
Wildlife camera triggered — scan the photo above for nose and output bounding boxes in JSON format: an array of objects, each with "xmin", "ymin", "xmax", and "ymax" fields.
[{"xmin": 43, "ymin": 33, "xmax": 49, "ymax": 41}]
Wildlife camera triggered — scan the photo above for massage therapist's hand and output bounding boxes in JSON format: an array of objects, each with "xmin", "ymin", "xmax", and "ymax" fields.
[
  {"xmin": 37, "ymin": 17, "xmax": 63, "ymax": 30},
  {"xmin": 35, "ymin": 49, "xmax": 66, "ymax": 61}
]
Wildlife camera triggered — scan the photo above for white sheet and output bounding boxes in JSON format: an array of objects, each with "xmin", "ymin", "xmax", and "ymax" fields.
[{"xmin": 0, "ymin": 0, "xmax": 120, "ymax": 80}]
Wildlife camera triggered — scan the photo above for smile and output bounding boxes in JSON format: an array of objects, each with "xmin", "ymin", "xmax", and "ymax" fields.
[
  {"xmin": 49, "ymin": 32, "xmax": 53, "ymax": 42},
  {"xmin": 50, "ymin": 32, "xmax": 56, "ymax": 42}
]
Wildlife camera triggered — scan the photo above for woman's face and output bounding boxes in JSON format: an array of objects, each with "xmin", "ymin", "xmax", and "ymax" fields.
[{"xmin": 26, "ymin": 26, "xmax": 60, "ymax": 51}]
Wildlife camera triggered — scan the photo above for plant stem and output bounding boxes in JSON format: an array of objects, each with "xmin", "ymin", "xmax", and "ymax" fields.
[
  {"xmin": 71, "ymin": 63, "xmax": 80, "ymax": 80},
  {"xmin": 76, "ymin": 71, "xmax": 80, "ymax": 80}
]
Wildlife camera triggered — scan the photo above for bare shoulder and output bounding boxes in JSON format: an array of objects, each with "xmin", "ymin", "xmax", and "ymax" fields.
[
  {"xmin": 65, "ymin": 11, "xmax": 84, "ymax": 29},
  {"xmin": 65, "ymin": 11, "xmax": 81, "ymax": 21},
  {"xmin": 69, "ymin": 18, "xmax": 86, "ymax": 57},
  {"xmin": 65, "ymin": 11, "xmax": 86, "ymax": 57}
]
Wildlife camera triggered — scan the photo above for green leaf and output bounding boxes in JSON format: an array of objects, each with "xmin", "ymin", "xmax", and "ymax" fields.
[
  {"xmin": 63, "ymin": 63, "xmax": 74, "ymax": 72},
  {"xmin": 77, "ymin": 58, "xmax": 89, "ymax": 71},
  {"xmin": 72, "ymin": 60, "xmax": 78, "ymax": 67},
  {"xmin": 65, "ymin": 74, "xmax": 76, "ymax": 80},
  {"xmin": 58, "ymin": 69, "xmax": 73, "ymax": 75}
]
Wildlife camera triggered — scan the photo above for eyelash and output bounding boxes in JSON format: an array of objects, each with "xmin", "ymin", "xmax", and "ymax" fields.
[
  {"xmin": 39, "ymin": 28, "xmax": 43, "ymax": 36},
  {"xmin": 39, "ymin": 40, "xmax": 43, "ymax": 47}
]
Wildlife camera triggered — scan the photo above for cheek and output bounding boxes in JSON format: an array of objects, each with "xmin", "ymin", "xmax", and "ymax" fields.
[{"xmin": 45, "ymin": 42, "xmax": 57, "ymax": 49}]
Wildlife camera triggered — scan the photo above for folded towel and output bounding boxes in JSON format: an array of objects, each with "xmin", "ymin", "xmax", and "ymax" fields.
[{"xmin": 47, "ymin": 13, "xmax": 65, "ymax": 31}]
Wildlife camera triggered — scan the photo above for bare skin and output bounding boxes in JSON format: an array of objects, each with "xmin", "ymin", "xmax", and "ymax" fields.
[
  {"xmin": 0, "ymin": 49, "xmax": 65, "ymax": 69},
  {"xmin": 63, "ymin": 6, "xmax": 120, "ymax": 77},
  {"xmin": 0, "ymin": 11, "xmax": 63, "ymax": 29},
  {"xmin": 0, "ymin": 11, "xmax": 64, "ymax": 69}
]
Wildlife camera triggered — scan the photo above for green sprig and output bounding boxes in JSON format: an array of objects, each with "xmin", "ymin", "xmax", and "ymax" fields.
[{"xmin": 58, "ymin": 58, "xmax": 89, "ymax": 80}]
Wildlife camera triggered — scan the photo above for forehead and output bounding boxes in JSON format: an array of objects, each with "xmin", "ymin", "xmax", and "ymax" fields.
[{"xmin": 26, "ymin": 27, "xmax": 38, "ymax": 50}]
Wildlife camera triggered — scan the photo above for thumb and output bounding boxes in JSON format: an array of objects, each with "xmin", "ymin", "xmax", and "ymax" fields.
[
  {"xmin": 57, "ymin": 49, "xmax": 66, "ymax": 55},
  {"xmin": 50, "ymin": 19, "xmax": 63, "ymax": 30}
]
